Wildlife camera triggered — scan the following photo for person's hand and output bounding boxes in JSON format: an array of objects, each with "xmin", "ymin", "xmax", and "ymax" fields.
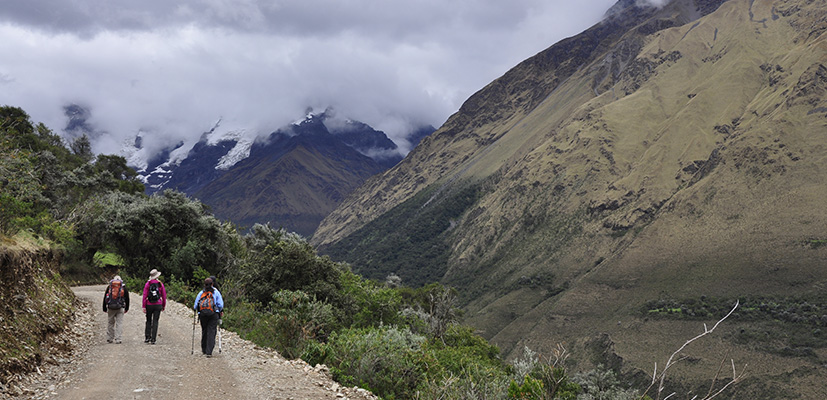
[
  {"xmin": 161, "ymin": 307, "xmax": 165, "ymax": 312},
  {"xmin": 124, "ymin": 310, "xmax": 128, "ymax": 314},
  {"xmin": 143, "ymin": 308, "xmax": 147, "ymax": 314}
]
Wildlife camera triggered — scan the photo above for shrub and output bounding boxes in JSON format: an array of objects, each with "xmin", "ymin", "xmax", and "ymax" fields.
[
  {"xmin": 237, "ymin": 224, "xmax": 342, "ymax": 305},
  {"xmin": 574, "ymin": 367, "xmax": 639, "ymax": 400},
  {"xmin": 415, "ymin": 362, "xmax": 510, "ymax": 400},
  {"xmin": 164, "ymin": 275, "xmax": 199, "ymax": 305},
  {"xmin": 508, "ymin": 375, "xmax": 545, "ymax": 399},
  {"xmin": 311, "ymin": 326, "xmax": 428, "ymax": 399},
  {"xmin": 221, "ymin": 290, "xmax": 336, "ymax": 359},
  {"xmin": 424, "ymin": 325, "xmax": 505, "ymax": 379},
  {"xmin": 507, "ymin": 345, "xmax": 581, "ymax": 400},
  {"xmin": 338, "ymin": 268, "xmax": 403, "ymax": 328}
]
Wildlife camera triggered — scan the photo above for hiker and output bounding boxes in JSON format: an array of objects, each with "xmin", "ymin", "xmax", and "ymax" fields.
[
  {"xmin": 102, "ymin": 275, "xmax": 130, "ymax": 344},
  {"xmin": 193, "ymin": 277, "xmax": 224, "ymax": 357},
  {"xmin": 142, "ymin": 269, "xmax": 167, "ymax": 344}
]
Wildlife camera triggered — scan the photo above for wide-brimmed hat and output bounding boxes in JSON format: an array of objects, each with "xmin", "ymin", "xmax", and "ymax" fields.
[
  {"xmin": 148, "ymin": 269, "xmax": 161, "ymax": 280},
  {"xmin": 112, "ymin": 275, "xmax": 122, "ymax": 281}
]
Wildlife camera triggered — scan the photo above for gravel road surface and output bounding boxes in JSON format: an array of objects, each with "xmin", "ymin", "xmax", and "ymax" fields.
[{"xmin": 2, "ymin": 285, "xmax": 376, "ymax": 400}]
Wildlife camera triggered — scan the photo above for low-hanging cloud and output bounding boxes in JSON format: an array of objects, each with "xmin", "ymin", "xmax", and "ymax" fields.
[{"xmin": 0, "ymin": 0, "xmax": 616, "ymax": 158}]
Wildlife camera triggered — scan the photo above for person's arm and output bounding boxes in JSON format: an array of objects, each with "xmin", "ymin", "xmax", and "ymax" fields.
[
  {"xmin": 102, "ymin": 286, "xmax": 109, "ymax": 312},
  {"xmin": 193, "ymin": 290, "xmax": 203, "ymax": 311},
  {"xmin": 160, "ymin": 282, "xmax": 167, "ymax": 310},
  {"xmin": 142, "ymin": 281, "xmax": 149, "ymax": 311},
  {"xmin": 124, "ymin": 287, "xmax": 130, "ymax": 313},
  {"xmin": 214, "ymin": 289, "xmax": 224, "ymax": 314}
]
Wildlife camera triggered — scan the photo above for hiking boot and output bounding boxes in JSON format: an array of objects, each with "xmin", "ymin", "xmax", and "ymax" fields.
[
  {"xmin": 150, "ymin": 341, "xmax": 156, "ymax": 345},
  {"xmin": 107, "ymin": 339, "xmax": 113, "ymax": 343},
  {"xmin": 145, "ymin": 338, "xmax": 150, "ymax": 343},
  {"xmin": 114, "ymin": 340, "xmax": 122, "ymax": 344}
]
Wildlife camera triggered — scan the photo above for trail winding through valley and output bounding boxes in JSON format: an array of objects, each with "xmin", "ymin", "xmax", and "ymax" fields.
[{"xmin": 9, "ymin": 285, "xmax": 375, "ymax": 400}]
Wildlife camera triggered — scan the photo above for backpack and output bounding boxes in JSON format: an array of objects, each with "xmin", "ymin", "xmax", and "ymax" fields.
[
  {"xmin": 197, "ymin": 291, "xmax": 216, "ymax": 317},
  {"xmin": 106, "ymin": 280, "xmax": 125, "ymax": 310},
  {"xmin": 147, "ymin": 282, "xmax": 161, "ymax": 302}
]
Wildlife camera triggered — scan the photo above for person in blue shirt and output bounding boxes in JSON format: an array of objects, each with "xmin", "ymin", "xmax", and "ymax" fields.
[{"xmin": 193, "ymin": 277, "xmax": 224, "ymax": 356}]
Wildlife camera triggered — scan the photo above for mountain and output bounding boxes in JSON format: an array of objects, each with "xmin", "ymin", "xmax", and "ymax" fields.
[
  {"xmin": 122, "ymin": 110, "xmax": 433, "ymax": 236},
  {"xmin": 313, "ymin": 0, "xmax": 827, "ymax": 396},
  {"xmin": 191, "ymin": 115, "xmax": 394, "ymax": 236}
]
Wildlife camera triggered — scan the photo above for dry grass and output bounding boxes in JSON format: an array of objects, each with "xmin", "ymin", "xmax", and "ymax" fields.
[{"xmin": 315, "ymin": 0, "xmax": 827, "ymax": 396}]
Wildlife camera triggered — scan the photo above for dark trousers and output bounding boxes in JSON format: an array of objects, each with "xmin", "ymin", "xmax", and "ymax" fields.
[
  {"xmin": 199, "ymin": 312, "xmax": 219, "ymax": 355},
  {"xmin": 145, "ymin": 304, "xmax": 162, "ymax": 342}
]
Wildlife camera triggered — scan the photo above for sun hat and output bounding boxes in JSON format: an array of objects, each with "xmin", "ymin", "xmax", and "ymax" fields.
[
  {"xmin": 148, "ymin": 269, "xmax": 161, "ymax": 280},
  {"xmin": 112, "ymin": 275, "xmax": 122, "ymax": 281}
]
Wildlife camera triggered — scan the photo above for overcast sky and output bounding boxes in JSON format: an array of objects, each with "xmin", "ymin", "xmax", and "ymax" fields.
[{"xmin": 0, "ymin": 0, "xmax": 621, "ymax": 157}]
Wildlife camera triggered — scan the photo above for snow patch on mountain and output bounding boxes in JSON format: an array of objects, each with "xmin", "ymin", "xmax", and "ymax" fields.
[
  {"xmin": 206, "ymin": 124, "xmax": 256, "ymax": 170},
  {"xmin": 217, "ymin": 135, "xmax": 254, "ymax": 170}
]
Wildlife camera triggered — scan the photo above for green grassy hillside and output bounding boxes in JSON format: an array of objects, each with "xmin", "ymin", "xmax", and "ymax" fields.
[{"xmin": 315, "ymin": 0, "xmax": 827, "ymax": 396}]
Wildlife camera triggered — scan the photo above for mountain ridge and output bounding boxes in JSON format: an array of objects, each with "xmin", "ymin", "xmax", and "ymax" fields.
[
  {"xmin": 311, "ymin": 0, "xmax": 727, "ymax": 246},
  {"xmin": 113, "ymin": 110, "xmax": 432, "ymax": 236},
  {"xmin": 313, "ymin": 0, "xmax": 827, "ymax": 396}
]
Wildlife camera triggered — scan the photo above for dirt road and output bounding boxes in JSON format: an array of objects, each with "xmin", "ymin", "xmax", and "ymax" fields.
[{"xmin": 9, "ymin": 285, "xmax": 375, "ymax": 400}]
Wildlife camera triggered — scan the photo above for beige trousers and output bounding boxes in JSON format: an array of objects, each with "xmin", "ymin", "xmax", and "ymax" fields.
[{"xmin": 107, "ymin": 308, "xmax": 124, "ymax": 342}]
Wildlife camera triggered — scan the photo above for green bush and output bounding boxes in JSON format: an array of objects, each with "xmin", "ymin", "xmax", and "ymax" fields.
[
  {"xmin": 221, "ymin": 290, "xmax": 336, "ymax": 359},
  {"xmin": 338, "ymin": 268, "xmax": 403, "ymax": 328},
  {"xmin": 312, "ymin": 326, "xmax": 428, "ymax": 399},
  {"xmin": 423, "ymin": 325, "xmax": 505, "ymax": 379},
  {"xmin": 74, "ymin": 191, "xmax": 239, "ymax": 284},
  {"xmin": 415, "ymin": 362, "xmax": 510, "ymax": 400},
  {"xmin": 415, "ymin": 326, "xmax": 510, "ymax": 399},
  {"xmin": 573, "ymin": 367, "xmax": 641, "ymax": 400},
  {"xmin": 508, "ymin": 375, "xmax": 545, "ymax": 399},
  {"xmin": 164, "ymin": 275, "xmax": 199, "ymax": 305},
  {"xmin": 236, "ymin": 224, "xmax": 342, "ymax": 306}
]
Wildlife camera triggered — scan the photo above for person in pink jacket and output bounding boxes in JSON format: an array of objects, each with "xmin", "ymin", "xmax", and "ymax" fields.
[{"xmin": 142, "ymin": 269, "xmax": 167, "ymax": 344}]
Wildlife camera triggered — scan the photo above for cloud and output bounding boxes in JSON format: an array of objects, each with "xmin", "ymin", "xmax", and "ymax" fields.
[{"xmin": 0, "ymin": 0, "xmax": 616, "ymax": 157}]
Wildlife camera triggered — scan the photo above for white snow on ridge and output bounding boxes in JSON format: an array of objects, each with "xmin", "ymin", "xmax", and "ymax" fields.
[
  {"xmin": 206, "ymin": 124, "xmax": 256, "ymax": 170},
  {"xmin": 216, "ymin": 136, "xmax": 253, "ymax": 170},
  {"xmin": 119, "ymin": 133, "xmax": 148, "ymax": 172}
]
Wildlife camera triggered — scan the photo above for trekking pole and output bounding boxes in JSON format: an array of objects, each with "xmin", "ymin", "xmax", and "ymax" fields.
[
  {"xmin": 218, "ymin": 319, "xmax": 222, "ymax": 354},
  {"xmin": 191, "ymin": 310, "xmax": 197, "ymax": 355}
]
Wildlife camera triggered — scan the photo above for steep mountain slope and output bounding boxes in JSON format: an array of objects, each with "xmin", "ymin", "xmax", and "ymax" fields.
[
  {"xmin": 194, "ymin": 117, "xmax": 390, "ymax": 235},
  {"xmin": 314, "ymin": 0, "xmax": 827, "ymax": 395}
]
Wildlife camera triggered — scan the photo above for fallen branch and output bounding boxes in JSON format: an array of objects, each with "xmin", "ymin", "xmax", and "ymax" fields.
[{"xmin": 641, "ymin": 300, "xmax": 746, "ymax": 400}]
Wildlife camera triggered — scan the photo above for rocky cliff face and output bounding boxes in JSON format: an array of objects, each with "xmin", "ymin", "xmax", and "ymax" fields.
[{"xmin": 314, "ymin": 0, "xmax": 827, "ymax": 395}]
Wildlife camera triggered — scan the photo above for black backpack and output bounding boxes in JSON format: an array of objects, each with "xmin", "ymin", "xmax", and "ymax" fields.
[{"xmin": 147, "ymin": 282, "xmax": 161, "ymax": 302}]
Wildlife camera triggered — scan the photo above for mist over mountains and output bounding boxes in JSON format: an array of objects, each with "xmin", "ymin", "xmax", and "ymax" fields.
[{"xmin": 64, "ymin": 105, "xmax": 432, "ymax": 236}]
